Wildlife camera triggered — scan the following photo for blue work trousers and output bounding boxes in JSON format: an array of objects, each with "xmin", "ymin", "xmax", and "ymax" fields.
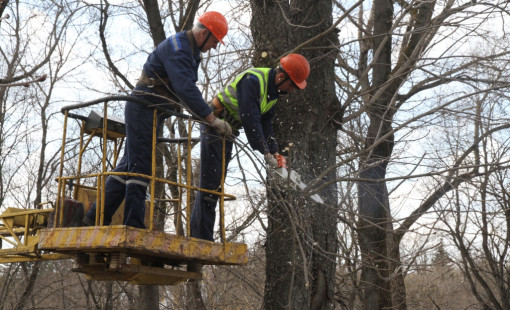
[
  {"xmin": 86, "ymin": 100, "xmax": 164, "ymax": 228},
  {"xmin": 190, "ymin": 123, "xmax": 233, "ymax": 241}
]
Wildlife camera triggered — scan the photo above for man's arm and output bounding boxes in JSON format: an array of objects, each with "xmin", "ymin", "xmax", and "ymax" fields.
[
  {"xmin": 260, "ymin": 110, "xmax": 278, "ymax": 154},
  {"xmin": 238, "ymin": 74, "xmax": 275, "ymax": 154},
  {"xmin": 163, "ymin": 48, "xmax": 213, "ymax": 119}
]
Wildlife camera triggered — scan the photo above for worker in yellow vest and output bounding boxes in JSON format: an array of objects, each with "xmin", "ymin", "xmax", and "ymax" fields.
[{"xmin": 190, "ymin": 54, "xmax": 310, "ymax": 241}]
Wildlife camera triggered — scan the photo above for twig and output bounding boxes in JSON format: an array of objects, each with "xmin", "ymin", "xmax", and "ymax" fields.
[{"xmin": 0, "ymin": 74, "xmax": 47, "ymax": 87}]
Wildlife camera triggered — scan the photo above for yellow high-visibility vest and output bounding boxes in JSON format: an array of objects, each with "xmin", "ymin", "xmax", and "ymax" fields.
[{"xmin": 217, "ymin": 68, "xmax": 278, "ymax": 123}]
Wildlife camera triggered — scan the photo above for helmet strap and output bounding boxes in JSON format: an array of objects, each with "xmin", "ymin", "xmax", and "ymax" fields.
[
  {"xmin": 199, "ymin": 31, "xmax": 212, "ymax": 51},
  {"xmin": 275, "ymin": 76, "xmax": 288, "ymax": 89},
  {"xmin": 275, "ymin": 67, "xmax": 290, "ymax": 89},
  {"xmin": 276, "ymin": 77, "xmax": 289, "ymax": 95},
  {"xmin": 275, "ymin": 70, "xmax": 292, "ymax": 95}
]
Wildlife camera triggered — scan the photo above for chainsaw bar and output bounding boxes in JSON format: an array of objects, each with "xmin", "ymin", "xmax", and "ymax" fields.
[{"xmin": 273, "ymin": 167, "xmax": 324, "ymax": 204}]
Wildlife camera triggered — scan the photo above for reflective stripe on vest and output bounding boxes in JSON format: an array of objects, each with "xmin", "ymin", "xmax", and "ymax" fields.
[{"xmin": 217, "ymin": 68, "xmax": 278, "ymax": 122}]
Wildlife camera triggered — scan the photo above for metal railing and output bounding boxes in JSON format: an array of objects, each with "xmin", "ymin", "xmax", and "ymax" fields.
[{"xmin": 55, "ymin": 96, "xmax": 234, "ymax": 241}]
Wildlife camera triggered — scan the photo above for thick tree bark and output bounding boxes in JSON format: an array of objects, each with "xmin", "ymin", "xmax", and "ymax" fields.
[{"xmin": 251, "ymin": 1, "xmax": 338, "ymax": 309}]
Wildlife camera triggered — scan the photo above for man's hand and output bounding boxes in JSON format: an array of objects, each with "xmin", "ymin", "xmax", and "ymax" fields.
[
  {"xmin": 264, "ymin": 153, "xmax": 278, "ymax": 168},
  {"xmin": 210, "ymin": 117, "xmax": 232, "ymax": 136}
]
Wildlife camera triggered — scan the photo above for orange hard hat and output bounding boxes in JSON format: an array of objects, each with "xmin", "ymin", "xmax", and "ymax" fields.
[
  {"xmin": 198, "ymin": 11, "xmax": 228, "ymax": 44},
  {"xmin": 280, "ymin": 54, "xmax": 310, "ymax": 89}
]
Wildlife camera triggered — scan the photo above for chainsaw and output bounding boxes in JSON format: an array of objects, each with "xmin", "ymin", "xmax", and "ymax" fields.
[{"xmin": 271, "ymin": 155, "xmax": 324, "ymax": 204}]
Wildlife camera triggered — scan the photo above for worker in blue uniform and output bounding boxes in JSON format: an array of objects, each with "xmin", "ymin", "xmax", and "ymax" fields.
[
  {"xmin": 190, "ymin": 54, "xmax": 311, "ymax": 241},
  {"xmin": 83, "ymin": 11, "xmax": 232, "ymax": 228}
]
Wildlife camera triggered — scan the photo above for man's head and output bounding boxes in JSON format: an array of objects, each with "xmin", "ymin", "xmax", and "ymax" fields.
[
  {"xmin": 193, "ymin": 11, "xmax": 228, "ymax": 52},
  {"xmin": 275, "ymin": 53, "xmax": 310, "ymax": 93}
]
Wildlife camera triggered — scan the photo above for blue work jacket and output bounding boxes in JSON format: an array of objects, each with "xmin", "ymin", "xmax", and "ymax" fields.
[{"xmin": 135, "ymin": 31, "xmax": 212, "ymax": 118}]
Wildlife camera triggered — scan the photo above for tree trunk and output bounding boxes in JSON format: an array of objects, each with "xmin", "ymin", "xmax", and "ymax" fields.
[
  {"xmin": 388, "ymin": 234, "xmax": 407, "ymax": 310},
  {"xmin": 357, "ymin": 0, "xmax": 395, "ymax": 308},
  {"xmin": 185, "ymin": 282, "xmax": 207, "ymax": 310},
  {"xmin": 138, "ymin": 285, "xmax": 159, "ymax": 310},
  {"xmin": 0, "ymin": 0, "xmax": 8, "ymax": 20},
  {"xmin": 104, "ymin": 282, "xmax": 113, "ymax": 310},
  {"xmin": 251, "ymin": 1, "xmax": 339, "ymax": 309},
  {"xmin": 142, "ymin": 0, "xmax": 166, "ymax": 46},
  {"xmin": 14, "ymin": 262, "xmax": 41, "ymax": 310}
]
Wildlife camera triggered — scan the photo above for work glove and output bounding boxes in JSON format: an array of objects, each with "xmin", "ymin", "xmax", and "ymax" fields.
[
  {"xmin": 264, "ymin": 153, "xmax": 279, "ymax": 168},
  {"xmin": 210, "ymin": 117, "xmax": 232, "ymax": 137},
  {"xmin": 275, "ymin": 154, "xmax": 287, "ymax": 168}
]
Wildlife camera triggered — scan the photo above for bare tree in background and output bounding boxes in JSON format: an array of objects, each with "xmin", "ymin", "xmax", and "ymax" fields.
[
  {"xmin": 332, "ymin": 0, "xmax": 510, "ymax": 308},
  {"xmin": 0, "ymin": 1, "xmax": 90, "ymax": 309},
  {"xmin": 437, "ymin": 89, "xmax": 510, "ymax": 309},
  {"xmin": 2, "ymin": 0, "xmax": 510, "ymax": 309}
]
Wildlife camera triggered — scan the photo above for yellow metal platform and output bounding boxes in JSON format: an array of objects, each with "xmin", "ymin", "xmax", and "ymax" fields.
[
  {"xmin": 0, "ymin": 97, "xmax": 249, "ymax": 285},
  {"xmin": 37, "ymin": 225, "xmax": 248, "ymax": 285}
]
